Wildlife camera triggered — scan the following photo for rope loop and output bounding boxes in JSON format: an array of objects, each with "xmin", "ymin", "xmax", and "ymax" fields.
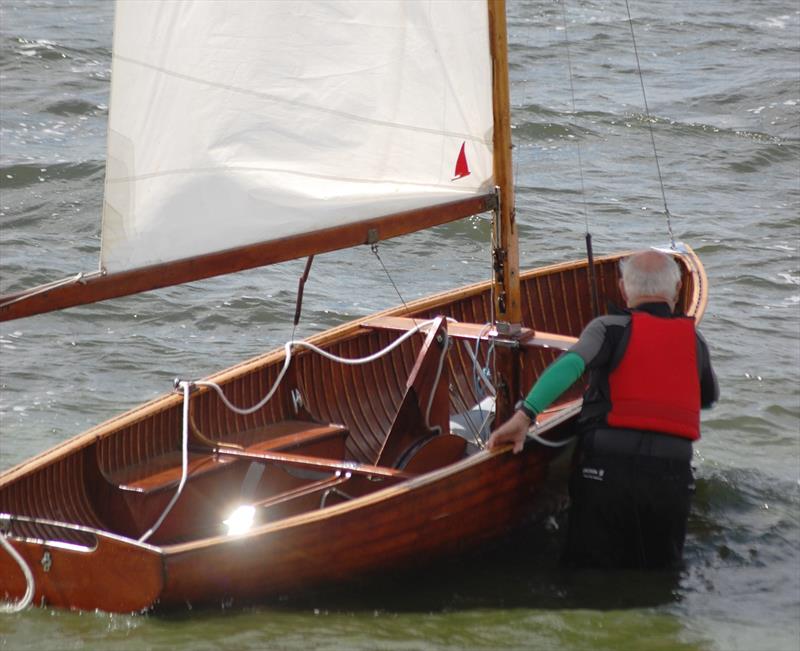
[
  {"xmin": 193, "ymin": 319, "xmax": 439, "ymax": 417},
  {"xmin": 0, "ymin": 528, "xmax": 34, "ymax": 613}
]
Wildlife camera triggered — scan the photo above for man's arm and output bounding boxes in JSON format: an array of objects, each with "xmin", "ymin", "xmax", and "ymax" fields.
[
  {"xmin": 523, "ymin": 313, "xmax": 630, "ymax": 415},
  {"xmin": 522, "ymin": 351, "xmax": 586, "ymax": 415},
  {"xmin": 697, "ymin": 331, "xmax": 719, "ymax": 408},
  {"xmin": 487, "ymin": 316, "xmax": 618, "ymax": 452}
]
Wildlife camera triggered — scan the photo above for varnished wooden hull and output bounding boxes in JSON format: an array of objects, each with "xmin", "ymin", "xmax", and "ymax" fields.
[{"xmin": 0, "ymin": 248, "xmax": 707, "ymax": 612}]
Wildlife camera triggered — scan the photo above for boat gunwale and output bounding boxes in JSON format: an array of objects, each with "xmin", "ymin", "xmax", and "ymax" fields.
[{"xmin": 0, "ymin": 512, "xmax": 163, "ymax": 554}]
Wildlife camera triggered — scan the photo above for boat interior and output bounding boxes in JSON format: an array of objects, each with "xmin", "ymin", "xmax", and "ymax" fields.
[{"xmin": 0, "ymin": 255, "xmax": 700, "ymax": 549}]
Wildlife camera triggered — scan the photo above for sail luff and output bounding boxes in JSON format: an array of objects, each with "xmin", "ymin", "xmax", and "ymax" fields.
[{"xmin": 0, "ymin": 194, "xmax": 495, "ymax": 322}]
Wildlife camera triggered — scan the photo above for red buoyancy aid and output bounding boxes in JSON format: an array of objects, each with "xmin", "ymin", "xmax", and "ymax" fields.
[{"xmin": 606, "ymin": 311, "xmax": 701, "ymax": 440}]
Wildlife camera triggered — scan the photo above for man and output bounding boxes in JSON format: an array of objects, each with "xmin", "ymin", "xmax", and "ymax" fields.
[{"xmin": 487, "ymin": 249, "xmax": 719, "ymax": 569}]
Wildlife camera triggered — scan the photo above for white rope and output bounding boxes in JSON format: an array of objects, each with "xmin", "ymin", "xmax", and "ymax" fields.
[
  {"xmin": 463, "ymin": 323, "xmax": 497, "ymax": 397},
  {"xmin": 474, "ymin": 401, "xmax": 496, "ymax": 450},
  {"xmin": 526, "ymin": 422, "xmax": 577, "ymax": 448},
  {"xmin": 194, "ymin": 319, "xmax": 438, "ymax": 416},
  {"xmin": 466, "ymin": 323, "xmax": 497, "ymax": 448},
  {"xmin": 138, "ymin": 381, "xmax": 191, "ymax": 543},
  {"xmin": 0, "ymin": 531, "xmax": 34, "ymax": 613},
  {"xmin": 423, "ymin": 331, "xmax": 450, "ymax": 433}
]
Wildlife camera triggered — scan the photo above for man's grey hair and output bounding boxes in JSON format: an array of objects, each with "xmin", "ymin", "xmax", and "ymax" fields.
[{"xmin": 619, "ymin": 251, "xmax": 682, "ymax": 300}]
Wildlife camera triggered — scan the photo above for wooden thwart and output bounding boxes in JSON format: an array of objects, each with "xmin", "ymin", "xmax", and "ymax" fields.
[
  {"xmin": 361, "ymin": 316, "xmax": 578, "ymax": 351},
  {"xmin": 102, "ymin": 420, "xmax": 354, "ymax": 494},
  {"xmin": 206, "ymin": 447, "xmax": 412, "ymax": 480},
  {"xmin": 251, "ymin": 473, "xmax": 351, "ymax": 511}
]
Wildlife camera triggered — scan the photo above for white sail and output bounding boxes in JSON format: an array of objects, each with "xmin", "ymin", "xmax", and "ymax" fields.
[{"xmin": 101, "ymin": 0, "xmax": 494, "ymax": 273}]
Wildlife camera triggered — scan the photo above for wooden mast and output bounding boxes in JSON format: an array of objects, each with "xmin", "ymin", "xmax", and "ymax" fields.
[{"xmin": 488, "ymin": 0, "xmax": 523, "ymax": 422}]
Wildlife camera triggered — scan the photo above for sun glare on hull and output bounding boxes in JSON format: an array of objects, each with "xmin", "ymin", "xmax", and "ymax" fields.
[{"xmin": 223, "ymin": 505, "xmax": 256, "ymax": 536}]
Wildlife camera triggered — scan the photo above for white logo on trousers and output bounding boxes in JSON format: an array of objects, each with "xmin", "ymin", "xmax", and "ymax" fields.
[{"xmin": 582, "ymin": 467, "xmax": 605, "ymax": 481}]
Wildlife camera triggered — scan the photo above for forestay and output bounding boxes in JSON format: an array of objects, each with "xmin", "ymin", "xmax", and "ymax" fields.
[{"xmin": 101, "ymin": 0, "xmax": 494, "ymax": 273}]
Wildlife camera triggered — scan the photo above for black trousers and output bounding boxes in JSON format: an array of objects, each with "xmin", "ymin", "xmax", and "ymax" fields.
[{"xmin": 561, "ymin": 436, "xmax": 693, "ymax": 570}]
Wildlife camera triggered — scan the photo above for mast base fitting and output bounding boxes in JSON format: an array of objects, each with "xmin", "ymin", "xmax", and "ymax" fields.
[{"xmin": 494, "ymin": 321, "xmax": 522, "ymax": 336}]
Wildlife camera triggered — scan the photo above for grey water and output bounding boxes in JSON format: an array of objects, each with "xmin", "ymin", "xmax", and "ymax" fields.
[{"xmin": 0, "ymin": 1, "xmax": 798, "ymax": 650}]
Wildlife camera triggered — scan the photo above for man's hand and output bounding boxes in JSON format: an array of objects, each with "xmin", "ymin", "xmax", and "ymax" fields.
[{"xmin": 486, "ymin": 410, "xmax": 532, "ymax": 454}]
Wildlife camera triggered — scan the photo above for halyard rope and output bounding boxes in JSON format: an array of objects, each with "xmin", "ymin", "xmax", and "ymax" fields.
[{"xmin": 527, "ymin": 426, "xmax": 575, "ymax": 448}]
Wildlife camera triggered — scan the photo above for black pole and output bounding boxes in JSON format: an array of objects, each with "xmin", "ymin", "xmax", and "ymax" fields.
[
  {"xmin": 585, "ymin": 233, "xmax": 600, "ymax": 318},
  {"xmin": 293, "ymin": 255, "xmax": 315, "ymax": 327}
]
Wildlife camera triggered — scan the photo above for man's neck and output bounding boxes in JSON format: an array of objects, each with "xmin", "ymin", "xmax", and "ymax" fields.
[{"xmin": 628, "ymin": 296, "xmax": 674, "ymax": 309}]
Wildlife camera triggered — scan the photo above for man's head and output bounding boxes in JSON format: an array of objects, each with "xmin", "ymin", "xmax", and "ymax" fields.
[{"xmin": 619, "ymin": 250, "xmax": 682, "ymax": 310}]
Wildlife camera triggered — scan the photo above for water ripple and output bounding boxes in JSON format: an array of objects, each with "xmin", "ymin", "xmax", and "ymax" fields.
[{"xmin": 0, "ymin": 161, "xmax": 104, "ymax": 189}]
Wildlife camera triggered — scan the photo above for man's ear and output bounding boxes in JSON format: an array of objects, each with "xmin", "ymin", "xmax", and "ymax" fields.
[
  {"xmin": 618, "ymin": 278, "xmax": 628, "ymax": 305},
  {"xmin": 670, "ymin": 278, "xmax": 682, "ymax": 310}
]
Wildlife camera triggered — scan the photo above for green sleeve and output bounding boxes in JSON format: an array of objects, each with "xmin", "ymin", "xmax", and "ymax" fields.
[{"xmin": 523, "ymin": 351, "xmax": 586, "ymax": 416}]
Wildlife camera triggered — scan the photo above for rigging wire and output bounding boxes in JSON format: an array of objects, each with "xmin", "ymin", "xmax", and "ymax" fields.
[
  {"xmin": 560, "ymin": 1, "xmax": 601, "ymax": 317},
  {"xmin": 624, "ymin": 0, "xmax": 676, "ymax": 249},
  {"xmin": 559, "ymin": 1, "xmax": 591, "ymax": 236},
  {"xmin": 371, "ymin": 243, "xmax": 414, "ymax": 318},
  {"xmin": 488, "ymin": 207, "xmax": 497, "ymax": 397}
]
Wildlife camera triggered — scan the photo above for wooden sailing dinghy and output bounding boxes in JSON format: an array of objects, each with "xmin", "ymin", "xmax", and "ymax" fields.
[{"xmin": 0, "ymin": 0, "xmax": 707, "ymax": 613}]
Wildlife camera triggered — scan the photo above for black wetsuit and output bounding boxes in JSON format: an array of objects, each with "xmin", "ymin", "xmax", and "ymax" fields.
[{"xmin": 561, "ymin": 302, "xmax": 719, "ymax": 569}]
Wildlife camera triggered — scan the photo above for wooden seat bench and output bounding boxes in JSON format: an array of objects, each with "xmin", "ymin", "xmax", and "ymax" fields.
[
  {"xmin": 99, "ymin": 420, "xmax": 351, "ymax": 494},
  {"xmin": 95, "ymin": 419, "xmax": 412, "ymax": 543}
]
